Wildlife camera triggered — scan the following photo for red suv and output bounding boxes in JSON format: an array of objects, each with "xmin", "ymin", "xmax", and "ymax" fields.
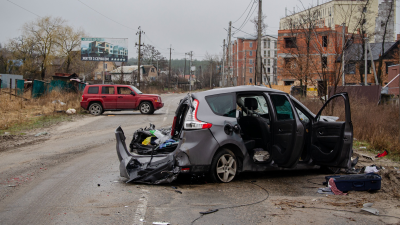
[{"xmin": 80, "ymin": 84, "xmax": 163, "ymax": 115}]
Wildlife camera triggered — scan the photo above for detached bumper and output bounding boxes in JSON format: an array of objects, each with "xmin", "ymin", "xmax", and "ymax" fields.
[{"xmin": 115, "ymin": 126, "xmax": 179, "ymax": 184}]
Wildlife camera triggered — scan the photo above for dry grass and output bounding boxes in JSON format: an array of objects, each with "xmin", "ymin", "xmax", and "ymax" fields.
[
  {"xmin": 0, "ymin": 89, "xmax": 82, "ymax": 131},
  {"xmin": 297, "ymin": 96, "xmax": 400, "ymax": 160}
]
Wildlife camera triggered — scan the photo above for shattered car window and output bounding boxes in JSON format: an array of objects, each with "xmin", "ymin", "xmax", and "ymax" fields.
[
  {"xmin": 270, "ymin": 95, "xmax": 294, "ymax": 120},
  {"xmin": 205, "ymin": 93, "xmax": 236, "ymax": 118}
]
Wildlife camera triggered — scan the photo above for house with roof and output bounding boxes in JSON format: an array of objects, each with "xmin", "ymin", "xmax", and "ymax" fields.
[{"xmin": 337, "ymin": 38, "xmax": 400, "ymax": 85}]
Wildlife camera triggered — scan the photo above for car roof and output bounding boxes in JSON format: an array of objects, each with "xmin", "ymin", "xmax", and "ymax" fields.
[
  {"xmin": 193, "ymin": 85, "xmax": 285, "ymax": 98},
  {"xmin": 88, "ymin": 84, "xmax": 132, "ymax": 87}
]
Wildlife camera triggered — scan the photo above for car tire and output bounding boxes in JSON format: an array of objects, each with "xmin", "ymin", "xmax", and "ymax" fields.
[
  {"xmin": 210, "ymin": 149, "xmax": 237, "ymax": 183},
  {"xmin": 89, "ymin": 103, "xmax": 103, "ymax": 116},
  {"xmin": 139, "ymin": 102, "xmax": 154, "ymax": 114}
]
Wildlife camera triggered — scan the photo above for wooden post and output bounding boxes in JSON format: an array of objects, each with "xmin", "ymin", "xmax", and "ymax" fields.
[{"xmin": 10, "ymin": 78, "xmax": 12, "ymax": 100}]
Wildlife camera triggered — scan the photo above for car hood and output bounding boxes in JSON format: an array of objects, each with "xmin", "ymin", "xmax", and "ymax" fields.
[{"xmin": 139, "ymin": 94, "xmax": 159, "ymax": 98}]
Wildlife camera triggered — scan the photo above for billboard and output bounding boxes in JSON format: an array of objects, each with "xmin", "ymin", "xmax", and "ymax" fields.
[{"xmin": 80, "ymin": 37, "xmax": 128, "ymax": 62}]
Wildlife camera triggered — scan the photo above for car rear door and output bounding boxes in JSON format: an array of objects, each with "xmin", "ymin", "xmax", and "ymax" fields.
[
  {"xmin": 266, "ymin": 93, "xmax": 305, "ymax": 168},
  {"xmin": 310, "ymin": 93, "xmax": 353, "ymax": 168},
  {"xmin": 117, "ymin": 86, "xmax": 136, "ymax": 109},
  {"xmin": 101, "ymin": 86, "xmax": 117, "ymax": 109}
]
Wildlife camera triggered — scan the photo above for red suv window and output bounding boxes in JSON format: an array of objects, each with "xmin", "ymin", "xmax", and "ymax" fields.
[{"xmin": 88, "ymin": 86, "xmax": 99, "ymax": 94}]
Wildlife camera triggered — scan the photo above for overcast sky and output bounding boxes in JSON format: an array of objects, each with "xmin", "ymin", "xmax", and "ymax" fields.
[{"xmin": 1, "ymin": 0, "xmax": 399, "ymax": 60}]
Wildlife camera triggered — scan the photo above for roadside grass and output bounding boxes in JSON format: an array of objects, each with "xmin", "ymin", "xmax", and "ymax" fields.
[
  {"xmin": 297, "ymin": 96, "xmax": 400, "ymax": 161},
  {"xmin": 0, "ymin": 89, "xmax": 85, "ymax": 134}
]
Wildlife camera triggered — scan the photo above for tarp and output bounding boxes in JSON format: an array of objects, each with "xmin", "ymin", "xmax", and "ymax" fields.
[{"xmin": 16, "ymin": 79, "xmax": 24, "ymax": 96}]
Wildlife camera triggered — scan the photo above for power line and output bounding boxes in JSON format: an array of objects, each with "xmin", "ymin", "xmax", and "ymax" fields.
[
  {"xmin": 77, "ymin": 0, "xmax": 135, "ymax": 31},
  {"xmin": 7, "ymin": 0, "xmax": 41, "ymax": 18},
  {"xmin": 235, "ymin": 1, "xmax": 258, "ymax": 35},
  {"xmin": 232, "ymin": 26, "xmax": 256, "ymax": 37},
  {"xmin": 232, "ymin": 0, "xmax": 253, "ymax": 24}
]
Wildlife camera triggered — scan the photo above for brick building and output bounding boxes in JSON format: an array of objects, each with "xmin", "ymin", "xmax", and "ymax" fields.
[
  {"xmin": 230, "ymin": 35, "xmax": 278, "ymax": 86},
  {"xmin": 277, "ymin": 24, "xmax": 364, "ymax": 95}
]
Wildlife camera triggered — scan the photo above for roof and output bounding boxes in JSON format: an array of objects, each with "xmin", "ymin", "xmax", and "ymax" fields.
[
  {"xmin": 109, "ymin": 66, "xmax": 138, "ymax": 74},
  {"xmin": 235, "ymin": 34, "xmax": 278, "ymax": 40},
  {"xmin": 193, "ymin": 85, "xmax": 284, "ymax": 98},
  {"xmin": 338, "ymin": 41, "xmax": 397, "ymax": 62}
]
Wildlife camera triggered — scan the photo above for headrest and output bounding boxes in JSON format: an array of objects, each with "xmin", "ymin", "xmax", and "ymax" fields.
[{"xmin": 244, "ymin": 98, "xmax": 258, "ymax": 110}]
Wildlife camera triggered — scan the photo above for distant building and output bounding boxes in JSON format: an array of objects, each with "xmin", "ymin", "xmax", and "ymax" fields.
[
  {"xmin": 279, "ymin": 0, "xmax": 396, "ymax": 43},
  {"xmin": 231, "ymin": 34, "xmax": 278, "ymax": 86}
]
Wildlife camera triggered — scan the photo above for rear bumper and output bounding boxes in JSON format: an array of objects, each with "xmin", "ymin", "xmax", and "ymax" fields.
[{"xmin": 80, "ymin": 101, "xmax": 88, "ymax": 109}]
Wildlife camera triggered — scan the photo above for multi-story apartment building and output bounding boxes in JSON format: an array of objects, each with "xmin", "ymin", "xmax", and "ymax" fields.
[
  {"xmin": 279, "ymin": 0, "xmax": 396, "ymax": 43},
  {"xmin": 230, "ymin": 34, "xmax": 278, "ymax": 86},
  {"xmin": 86, "ymin": 41, "xmax": 128, "ymax": 60}
]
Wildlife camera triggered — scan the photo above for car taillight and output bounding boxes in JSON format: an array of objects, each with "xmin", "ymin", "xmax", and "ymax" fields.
[
  {"xmin": 171, "ymin": 116, "xmax": 177, "ymax": 136},
  {"xmin": 184, "ymin": 99, "xmax": 212, "ymax": 130},
  {"xmin": 81, "ymin": 95, "xmax": 84, "ymax": 101}
]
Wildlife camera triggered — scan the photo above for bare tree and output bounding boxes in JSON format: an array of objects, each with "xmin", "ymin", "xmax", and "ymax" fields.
[
  {"xmin": 22, "ymin": 16, "xmax": 65, "ymax": 80},
  {"xmin": 56, "ymin": 26, "xmax": 85, "ymax": 73}
]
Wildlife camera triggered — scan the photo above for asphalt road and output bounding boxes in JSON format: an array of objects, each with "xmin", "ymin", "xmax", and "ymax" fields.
[{"xmin": 0, "ymin": 92, "xmax": 399, "ymax": 225}]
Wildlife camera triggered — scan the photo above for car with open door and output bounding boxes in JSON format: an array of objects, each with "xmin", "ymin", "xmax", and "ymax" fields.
[{"xmin": 115, "ymin": 86, "xmax": 353, "ymax": 184}]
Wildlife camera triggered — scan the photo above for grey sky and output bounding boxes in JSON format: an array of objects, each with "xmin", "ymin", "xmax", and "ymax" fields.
[{"xmin": 1, "ymin": 0, "xmax": 399, "ymax": 60}]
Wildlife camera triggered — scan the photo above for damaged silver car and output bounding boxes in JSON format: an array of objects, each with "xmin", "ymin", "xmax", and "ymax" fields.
[{"xmin": 115, "ymin": 86, "xmax": 353, "ymax": 184}]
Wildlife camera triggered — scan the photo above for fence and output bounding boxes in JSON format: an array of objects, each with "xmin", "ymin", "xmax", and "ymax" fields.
[{"xmin": 31, "ymin": 79, "xmax": 86, "ymax": 98}]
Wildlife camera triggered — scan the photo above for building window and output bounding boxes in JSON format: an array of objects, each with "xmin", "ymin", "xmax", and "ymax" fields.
[
  {"xmin": 104, "ymin": 64, "xmax": 107, "ymax": 69},
  {"xmin": 151, "ymin": 68, "xmax": 155, "ymax": 72},
  {"xmin": 249, "ymin": 51, "xmax": 253, "ymax": 56},
  {"xmin": 264, "ymin": 59, "xmax": 266, "ymax": 64},
  {"xmin": 249, "ymin": 67, "xmax": 253, "ymax": 73},
  {"xmin": 268, "ymin": 59, "xmax": 271, "ymax": 66},
  {"xmin": 345, "ymin": 63, "xmax": 356, "ymax": 74},
  {"xmin": 274, "ymin": 41, "xmax": 277, "ymax": 48},
  {"xmin": 268, "ymin": 51, "xmax": 270, "ymax": 57},
  {"xmin": 249, "ymin": 78, "xmax": 253, "ymax": 84},
  {"xmin": 322, "ymin": 57, "xmax": 328, "ymax": 69},
  {"xmin": 249, "ymin": 42, "xmax": 253, "ymax": 48},
  {"xmin": 284, "ymin": 81, "xmax": 294, "ymax": 86},
  {"xmin": 264, "ymin": 50, "xmax": 266, "ymax": 57},
  {"xmin": 249, "ymin": 59, "xmax": 253, "ymax": 65},
  {"xmin": 263, "ymin": 40, "xmax": 266, "ymax": 48},
  {"xmin": 267, "ymin": 67, "xmax": 271, "ymax": 73},
  {"xmin": 322, "ymin": 36, "xmax": 328, "ymax": 47},
  {"xmin": 274, "ymin": 50, "xmax": 277, "ymax": 57},
  {"xmin": 267, "ymin": 39, "xmax": 270, "ymax": 48},
  {"xmin": 284, "ymin": 37, "xmax": 296, "ymax": 48}
]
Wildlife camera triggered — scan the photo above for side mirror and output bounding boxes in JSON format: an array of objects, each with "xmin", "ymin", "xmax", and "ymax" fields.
[{"xmin": 130, "ymin": 91, "xmax": 136, "ymax": 96}]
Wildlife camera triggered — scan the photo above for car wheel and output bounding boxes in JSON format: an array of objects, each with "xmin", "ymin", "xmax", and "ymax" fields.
[
  {"xmin": 89, "ymin": 103, "xmax": 103, "ymax": 116},
  {"xmin": 139, "ymin": 102, "xmax": 154, "ymax": 114},
  {"xmin": 210, "ymin": 149, "xmax": 237, "ymax": 183}
]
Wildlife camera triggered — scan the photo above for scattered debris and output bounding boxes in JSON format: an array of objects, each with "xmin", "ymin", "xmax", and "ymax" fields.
[
  {"xmin": 360, "ymin": 154, "xmax": 374, "ymax": 161},
  {"xmin": 364, "ymin": 166, "xmax": 379, "ymax": 173},
  {"xmin": 153, "ymin": 222, "xmax": 170, "ymax": 225},
  {"xmin": 328, "ymin": 178, "xmax": 347, "ymax": 195},
  {"xmin": 175, "ymin": 190, "xmax": 182, "ymax": 194},
  {"xmin": 375, "ymin": 150, "xmax": 388, "ymax": 158},
  {"xmin": 66, "ymin": 108, "xmax": 76, "ymax": 114},
  {"xmin": 52, "ymin": 100, "xmax": 66, "ymax": 105},
  {"xmin": 171, "ymin": 186, "xmax": 177, "ymax": 189},
  {"xmin": 4, "ymin": 132, "xmax": 11, "ymax": 135},
  {"xmin": 361, "ymin": 203, "xmax": 379, "ymax": 215},
  {"xmin": 139, "ymin": 219, "xmax": 145, "ymax": 222},
  {"xmin": 359, "ymin": 147, "xmax": 366, "ymax": 149},
  {"xmin": 97, "ymin": 184, "xmax": 100, "ymax": 187},
  {"xmin": 35, "ymin": 132, "xmax": 48, "ymax": 137}
]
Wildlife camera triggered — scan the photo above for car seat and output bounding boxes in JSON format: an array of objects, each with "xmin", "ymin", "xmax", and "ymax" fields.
[{"xmin": 238, "ymin": 98, "xmax": 270, "ymax": 150}]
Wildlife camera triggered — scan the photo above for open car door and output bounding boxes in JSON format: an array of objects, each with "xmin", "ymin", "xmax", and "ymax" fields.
[
  {"xmin": 267, "ymin": 93, "xmax": 305, "ymax": 168},
  {"xmin": 310, "ymin": 93, "xmax": 353, "ymax": 168}
]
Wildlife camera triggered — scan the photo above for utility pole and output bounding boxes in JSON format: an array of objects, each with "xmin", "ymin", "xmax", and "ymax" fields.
[
  {"xmin": 136, "ymin": 27, "xmax": 145, "ymax": 89},
  {"xmin": 184, "ymin": 54, "xmax": 187, "ymax": 81},
  {"xmin": 256, "ymin": 0, "xmax": 262, "ymax": 86},
  {"xmin": 228, "ymin": 21, "xmax": 232, "ymax": 87},
  {"xmin": 168, "ymin": 45, "xmax": 173, "ymax": 90},
  {"xmin": 364, "ymin": 37, "xmax": 368, "ymax": 85},
  {"xmin": 222, "ymin": 39, "xmax": 225, "ymax": 87},
  {"xmin": 244, "ymin": 50, "xmax": 247, "ymax": 85},
  {"xmin": 342, "ymin": 23, "xmax": 345, "ymax": 86},
  {"xmin": 188, "ymin": 51, "xmax": 193, "ymax": 91}
]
